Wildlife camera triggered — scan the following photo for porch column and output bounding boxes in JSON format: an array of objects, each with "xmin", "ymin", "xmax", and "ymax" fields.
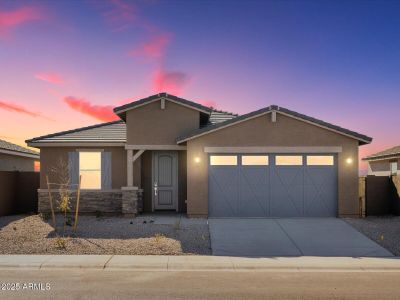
[
  {"xmin": 122, "ymin": 148, "xmax": 145, "ymax": 216},
  {"xmin": 127, "ymin": 149, "xmax": 134, "ymax": 187}
]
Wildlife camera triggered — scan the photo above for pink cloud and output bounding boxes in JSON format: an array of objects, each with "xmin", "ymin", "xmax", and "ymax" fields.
[
  {"xmin": 152, "ymin": 69, "xmax": 190, "ymax": 95},
  {"xmin": 0, "ymin": 6, "xmax": 43, "ymax": 37},
  {"xmin": 35, "ymin": 73, "xmax": 64, "ymax": 85},
  {"xmin": 64, "ymin": 97, "xmax": 119, "ymax": 122},
  {"xmin": 0, "ymin": 100, "xmax": 46, "ymax": 118},
  {"xmin": 129, "ymin": 33, "xmax": 172, "ymax": 59}
]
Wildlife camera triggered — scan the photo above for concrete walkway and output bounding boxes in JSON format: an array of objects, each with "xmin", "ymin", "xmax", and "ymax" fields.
[
  {"xmin": 0, "ymin": 255, "xmax": 399, "ymax": 272},
  {"xmin": 209, "ymin": 218, "xmax": 393, "ymax": 257}
]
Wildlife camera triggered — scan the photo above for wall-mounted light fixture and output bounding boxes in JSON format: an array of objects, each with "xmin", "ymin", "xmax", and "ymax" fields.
[
  {"xmin": 346, "ymin": 158, "xmax": 353, "ymax": 164},
  {"xmin": 194, "ymin": 157, "xmax": 201, "ymax": 163}
]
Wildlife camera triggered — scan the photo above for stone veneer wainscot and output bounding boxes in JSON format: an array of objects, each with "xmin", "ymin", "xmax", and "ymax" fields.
[{"xmin": 38, "ymin": 189, "xmax": 143, "ymax": 215}]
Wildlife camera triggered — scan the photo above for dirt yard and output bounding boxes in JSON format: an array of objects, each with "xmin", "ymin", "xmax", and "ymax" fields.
[
  {"xmin": 345, "ymin": 216, "xmax": 400, "ymax": 256},
  {"xmin": 0, "ymin": 214, "xmax": 211, "ymax": 255}
]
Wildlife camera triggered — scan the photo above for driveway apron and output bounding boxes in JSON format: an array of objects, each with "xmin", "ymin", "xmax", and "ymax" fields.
[{"xmin": 208, "ymin": 218, "xmax": 393, "ymax": 257}]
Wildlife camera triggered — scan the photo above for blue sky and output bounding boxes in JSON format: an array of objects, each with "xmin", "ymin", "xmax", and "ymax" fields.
[{"xmin": 0, "ymin": 0, "xmax": 399, "ymax": 171}]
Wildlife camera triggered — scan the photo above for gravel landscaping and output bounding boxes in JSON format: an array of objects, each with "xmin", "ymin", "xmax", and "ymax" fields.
[
  {"xmin": 0, "ymin": 214, "xmax": 211, "ymax": 255},
  {"xmin": 345, "ymin": 216, "xmax": 400, "ymax": 256}
]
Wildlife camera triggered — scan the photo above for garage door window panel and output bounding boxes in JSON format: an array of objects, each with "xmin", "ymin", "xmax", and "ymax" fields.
[
  {"xmin": 242, "ymin": 155, "xmax": 269, "ymax": 166},
  {"xmin": 275, "ymin": 156, "xmax": 303, "ymax": 166},
  {"xmin": 307, "ymin": 156, "xmax": 334, "ymax": 166},
  {"xmin": 210, "ymin": 155, "xmax": 238, "ymax": 166}
]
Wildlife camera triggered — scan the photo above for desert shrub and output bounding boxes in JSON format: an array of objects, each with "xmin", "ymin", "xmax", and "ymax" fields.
[
  {"xmin": 55, "ymin": 237, "xmax": 68, "ymax": 250},
  {"xmin": 154, "ymin": 233, "xmax": 165, "ymax": 244}
]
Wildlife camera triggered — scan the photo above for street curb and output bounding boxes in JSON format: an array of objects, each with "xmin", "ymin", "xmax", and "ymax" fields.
[{"xmin": 0, "ymin": 255, "xmax": 399, "ymax": 272}]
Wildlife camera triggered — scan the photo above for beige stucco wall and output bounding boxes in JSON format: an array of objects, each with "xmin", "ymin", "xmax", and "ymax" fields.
[
  {"xmin": 0, "ymin": 153, "xmax": 38, "ymax": 172},
  {"xmin": 126, "ymin": 100, "xmax": 200, "ymax": 145},
  {"xmin": 186, "ymin": 113, "xmax": 360, "ymax": 217},
  {"xmin": 39, "ymin": 146, "xmax": 126, "ymax": 189},
  {"xmin": 368, "ymin": 159, "xmax": 400, "ymax": 176}
]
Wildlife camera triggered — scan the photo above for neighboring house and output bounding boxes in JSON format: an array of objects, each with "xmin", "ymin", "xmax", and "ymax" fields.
[
  {"xmin": 0, "ymin": 139, "xmax": 40, "ymax": 172},
  {"xmin": 363, "ymin": 145, "xmax": 400, "ymax": 176},
  {"xmin": 27, "ymin": 93, "xmax": 372, "ymax": 218}
]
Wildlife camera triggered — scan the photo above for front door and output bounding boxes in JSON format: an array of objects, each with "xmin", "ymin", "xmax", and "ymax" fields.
[{"xmin": 152, "ymin": 151, "xmax": 178, "ymax": 211}]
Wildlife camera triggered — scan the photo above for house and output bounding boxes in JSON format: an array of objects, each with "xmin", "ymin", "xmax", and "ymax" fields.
[
  {"xmin": 363, "ymin": 145, "xmax": 400, "ymax": 176},
  {"xmin": 0, "ymin": 139, "xmax": 40, "ymax": 172},
  {"xmin": 26, "ymin": 93, "xmax": 372, "ymax": 218}
]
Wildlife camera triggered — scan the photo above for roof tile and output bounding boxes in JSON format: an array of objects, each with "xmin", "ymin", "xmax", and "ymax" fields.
[
  {"xmin": 364, "ymin": 145, "xmax": 400, "ymax": 160},
  {"xmin": 0, "ymin": 139, "xmax": 39, "ymax": 156},
  {"xmin": 27, "ymin": 109, "xmax": 238, "ymax": 144},
  {"xmin": 26, "ymin": 121, "xmax": 126, "ymax": 143}
]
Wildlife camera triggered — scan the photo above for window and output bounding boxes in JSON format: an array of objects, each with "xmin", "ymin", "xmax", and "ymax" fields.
[
  {"xmin": 210, "ymin": 155, "xmax": 237, "ymax": 166},
  {"xmin": 307, "ymin": 155, "xmax": 334, "ymax": 166},
  {"xmin": 79, "ymin": 152, "xmax": 101, "ymax": 189},
  {"xmin": 275, "ymin": 155, "xmax": 303, "ymax": 166},
  {"xmin": 242, "ymin": 155, "xmax": 269, "ymax": 166},
  {"xmin": 34, "ymin": 161, "xmax": 40, "ymax": 172},
  {"xmin": 390, "ymin": 161, "xmax": 398, "ymax": 175}
]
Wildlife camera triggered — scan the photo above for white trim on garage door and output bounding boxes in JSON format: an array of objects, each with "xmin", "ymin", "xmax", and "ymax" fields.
[{"xmin": 204, "ymin": 146, "xmax": 342, "ymax": 153}]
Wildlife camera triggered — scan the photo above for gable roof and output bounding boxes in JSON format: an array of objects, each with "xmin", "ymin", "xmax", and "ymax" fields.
[
  {"xmin": 363, "ymin": 145, "xmax": 400, "ymax": 161},
  {"xmin": 27, "ymin": 100, "xmax": 372, "ymax": 147},
  {"xmin": 26, "ymin": 121, "xmax": 126, "ymax": 146},
  {"xmin": 177, "ymin": 105, "xmax": 372, "ymax": 145},
  {"xmin": 114, "ymin": 93, "xmax": 213, "ymax": 120},
  {"xmin": 0, "ymin": 139, "xmax": 39, "ymax": 159},
  {"xmin": 26, "ymin": 109, "xmax": 235, "ymax": 146}
]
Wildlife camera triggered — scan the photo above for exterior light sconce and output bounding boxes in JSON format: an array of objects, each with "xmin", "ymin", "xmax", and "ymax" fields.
[
  {"xmin": 194, "ymin": 157, "xmax": 201, "ymax": 164},
  {"xmin": 346, "ymin": 158, "xmax": 353, "ymax": 164}
]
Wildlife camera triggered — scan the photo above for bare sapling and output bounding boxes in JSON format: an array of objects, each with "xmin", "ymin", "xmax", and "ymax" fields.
[{"xmin": 46, "ymin": 158, "xmax": 81, "ymax": 243}]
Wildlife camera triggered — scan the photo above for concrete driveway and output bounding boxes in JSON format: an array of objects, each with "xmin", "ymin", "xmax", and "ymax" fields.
[{"xmin": 209, "ymin": 218, "xmax": 393, "ymax": 257}]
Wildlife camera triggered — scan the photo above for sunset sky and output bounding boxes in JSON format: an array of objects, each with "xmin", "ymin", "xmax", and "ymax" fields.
[{"xmin": 0, "ymin": 0, "xmax": 399, "ymax": 173}]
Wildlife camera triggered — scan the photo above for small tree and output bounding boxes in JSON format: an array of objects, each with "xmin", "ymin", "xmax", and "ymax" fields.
[{"xmin": 46, "ymin": 158, "xmax": 81, "ymax": 235}]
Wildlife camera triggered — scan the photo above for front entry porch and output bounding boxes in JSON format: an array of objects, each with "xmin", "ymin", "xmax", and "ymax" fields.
[{"xmin": 123, "ymin": 145, "xmax": 187, "ymax": 215}]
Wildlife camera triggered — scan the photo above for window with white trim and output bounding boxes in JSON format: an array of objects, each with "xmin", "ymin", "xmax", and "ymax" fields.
[
  {"xmin": 390, "ymin": 161, "xmax": 398, "ymax": 175},
  {"xmin": 79, "ymin": 152, "xmax": 102, "ymax": 189}
]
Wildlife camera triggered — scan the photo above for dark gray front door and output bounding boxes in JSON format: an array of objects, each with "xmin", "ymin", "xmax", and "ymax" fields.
[
  {"xmin": 152, "ymin": 151, "xmax": 178, "ymax": 210},
  {"xmin": 209, "ymin": 154, "xmax": 337, "ymax": 217}
]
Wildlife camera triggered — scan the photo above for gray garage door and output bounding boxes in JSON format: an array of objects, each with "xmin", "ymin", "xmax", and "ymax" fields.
[{"xmin": 209, "ymin": 154, "xmax": 337, "ymax": 217}]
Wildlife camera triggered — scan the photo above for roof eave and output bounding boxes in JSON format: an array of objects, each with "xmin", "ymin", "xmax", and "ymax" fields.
[
  {"xmin": 363, "ymin": 153, "xmax": 400, "ymax": 161},
  {"xmin": 26, "ymin": 120, "xmax": 124, "ymax": 144},
  {"xmin": 0, "ymin": 148, "xmax": 40, "ymax": 159},
  {"xmin": 177, "ymin": 107, "xmax": 372, "ymax": 145},
  {"xmin": 113, "ymin": 94, "xmax": 212, "ymax": 118},
  {"xmin": 27, "ymin": 141, "xmax": 126, "ymax": 148}
]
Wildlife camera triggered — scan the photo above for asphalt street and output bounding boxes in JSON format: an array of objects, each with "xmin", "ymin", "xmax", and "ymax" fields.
[{"xmin": 0, "ymin": 269, "xmax": 399, "ymax": 300}]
